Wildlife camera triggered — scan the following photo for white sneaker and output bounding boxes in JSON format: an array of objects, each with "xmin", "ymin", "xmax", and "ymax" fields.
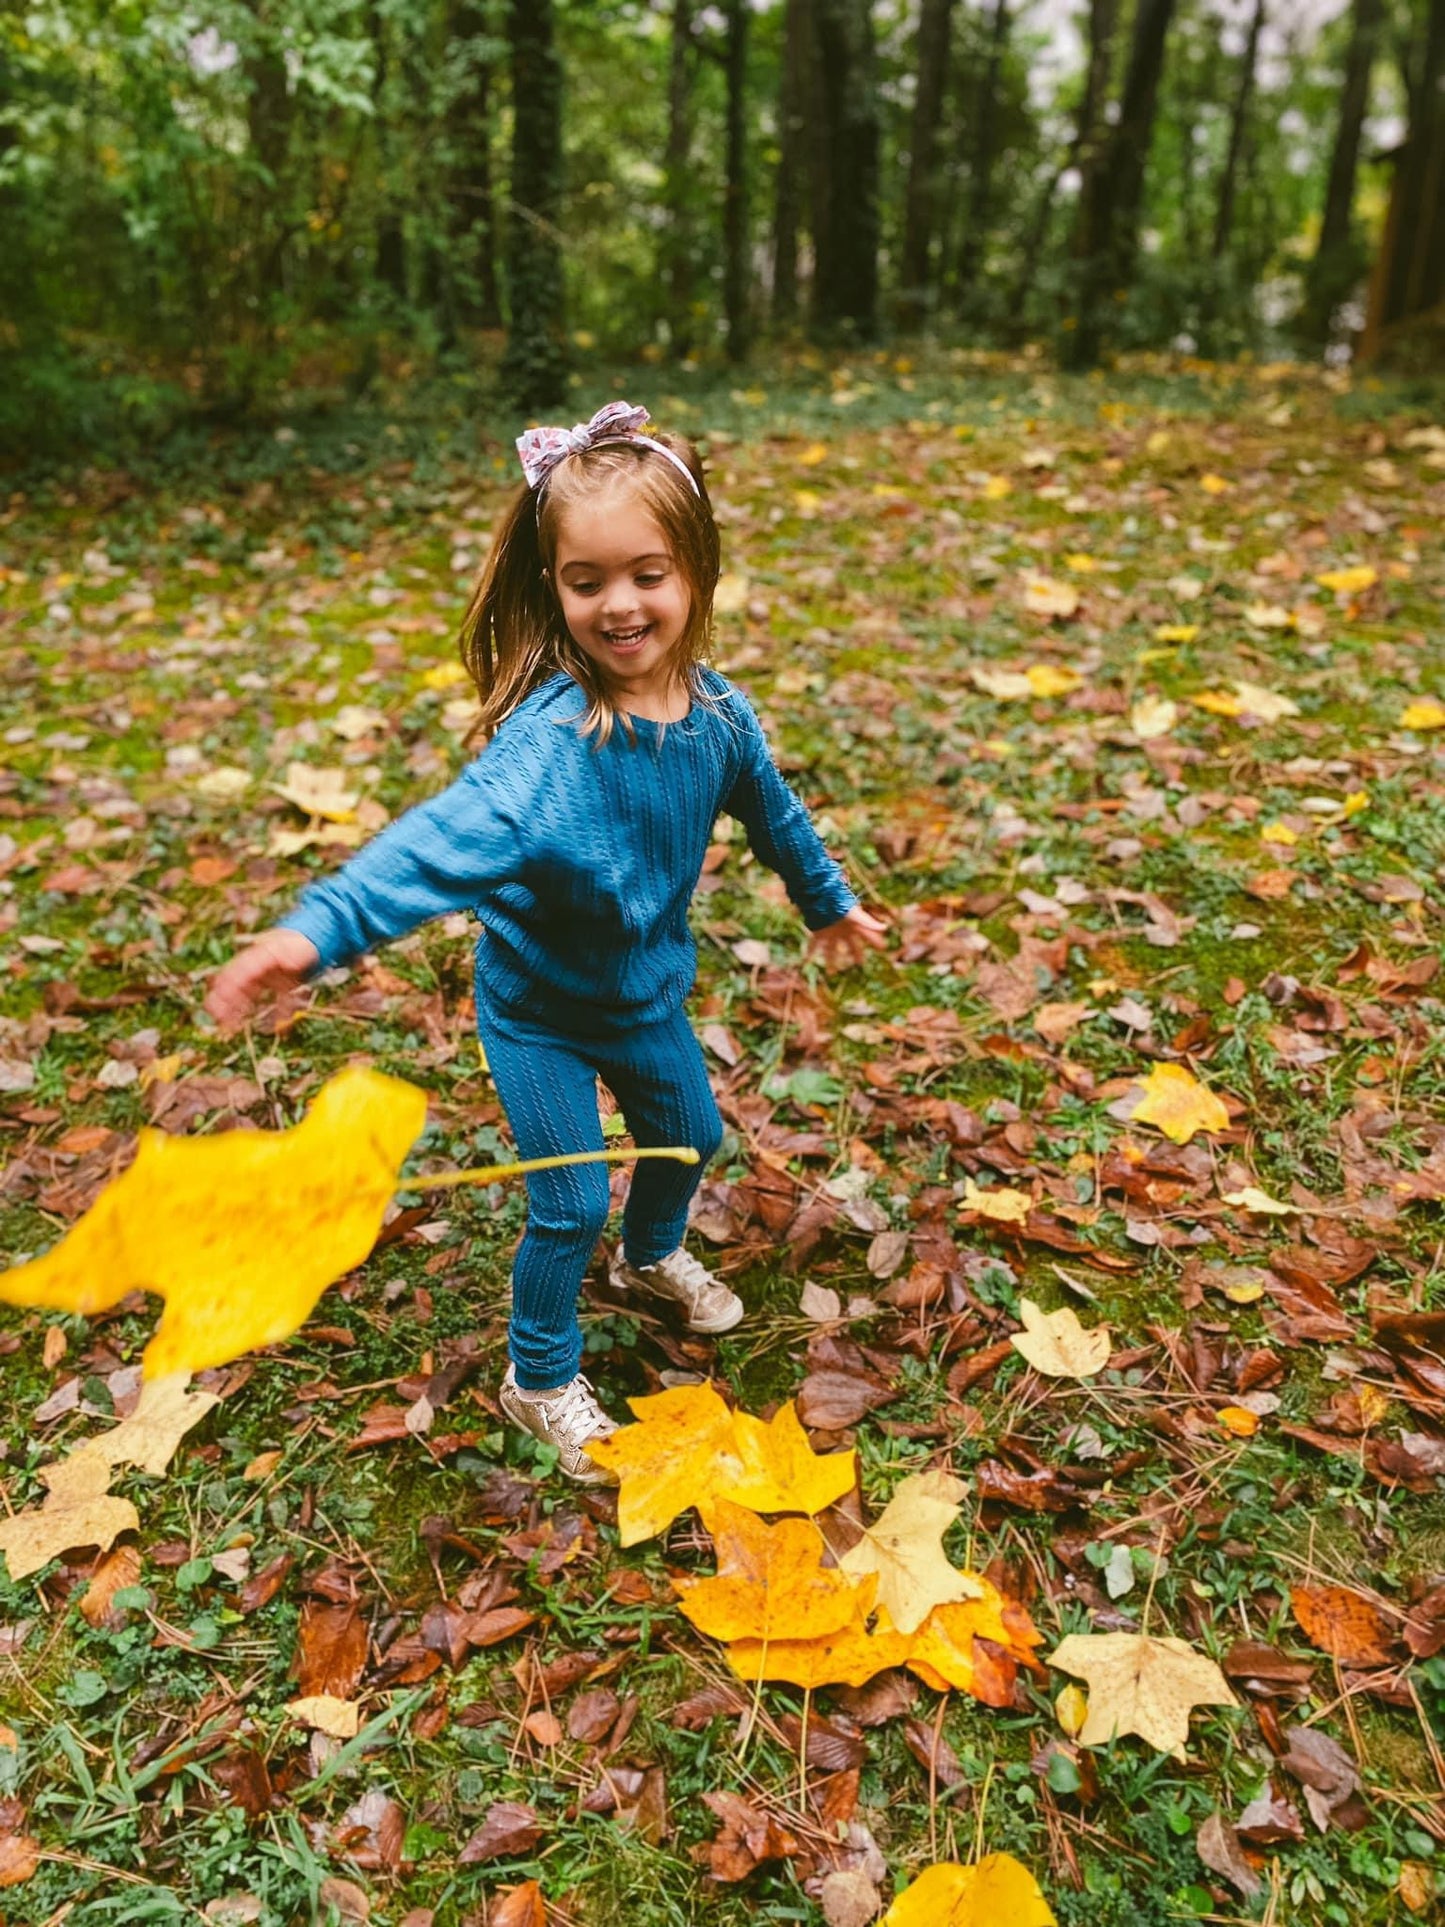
[
  {"xmin": 499, "ymin": 1366, "xmax": 618, "ymax": 1486},
  {"xmin": 608, "ymin": 1246, "xmax": 745, "ymax": 1335}
]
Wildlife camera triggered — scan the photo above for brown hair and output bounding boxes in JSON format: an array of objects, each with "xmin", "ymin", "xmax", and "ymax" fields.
[{"xmin": 458, "ymin": 431, "xmax": 720, "ymax": 746}]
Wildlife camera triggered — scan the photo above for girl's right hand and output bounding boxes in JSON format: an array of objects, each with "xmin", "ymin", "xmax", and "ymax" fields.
[{"xmin": 204, "ymin": 929, "xmax": 320, "ymax": 1033}]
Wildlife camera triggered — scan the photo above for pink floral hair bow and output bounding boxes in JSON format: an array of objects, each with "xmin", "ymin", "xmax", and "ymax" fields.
[{"xmin": 516, "ymin": 401, "xmax": 699, "ymax": 495}]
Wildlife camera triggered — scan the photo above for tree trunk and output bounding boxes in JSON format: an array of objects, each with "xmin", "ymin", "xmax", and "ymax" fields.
[
  {"xmin": 955, "ymin": 0, "xmax": 1010, "ymax": 305},
  {"xmin": 1364, "ymin": 0, "xmax": 1445, "ymax": 350},
  {"xmin": 811, "ymin": 0, "xmax": 879, "ymax": 339},
  {"xmin": 370, "ymin": 3, "xmax": 408, "ymax": 302},
  {"xmin": 722, "ymin": 0, "xmax": 752, "ymax": 360},
  {"xmin": 663, "ymin": 0, "xmax": 695, "ymax": 354},
  {"xmin": 501, "ymin": 0, "xmax": 569, "ymax": 412},
  {"xmin": 1301, "ymin": 0, "xmax": 1384, "ymax": 340},
  {"xmin": 1009, "ymin": 0, "xmax": 1116, "ymax": 319},
  {"xmin": 1062, "ymin": 0, "xmax": 1178, "ymax": 370},
  {"xmin": 451, "ymin": 0, "xmax": 503, "ymax": 329},
  {"xmin": 772, "ymin": 0, "xmax": 809, "ymax": 325},
  {"xmin": 1212, "ymin": 0, "xmax": 1265, "ymax": 259},
  {"xmin": 898, "ymin": 0, "xmax": 956, "ymax": 329},
  {"xmin": 244, "ymin": 2, "xmax": 293, "ymax": 312}
]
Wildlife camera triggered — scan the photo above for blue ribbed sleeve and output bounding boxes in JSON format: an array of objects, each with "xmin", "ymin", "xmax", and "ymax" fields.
[{"xmin": 722, "ymin": 692, "xmax": 857, "ymax": 932}]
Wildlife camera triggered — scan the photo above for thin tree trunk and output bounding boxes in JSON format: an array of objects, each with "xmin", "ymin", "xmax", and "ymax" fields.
[
  {"xmin": 244, "ymin": 1, "xmax": 292, "ymax": 315},
  {"xmin": 501, "ymin": 0, "xmax": 569, "ymax": 411},
  {"xmin": 812, "ymin": 0, "xmax": 879, "ymax": 339},
  {"xmin": 1062, "ymin": 0, "xmax": 1178, "ymax": 370},
  {"xmin": 898, "ymin": 0, "xmax": 956, "ymax": 329},
  {"xmin": 1392, "ymin": 0, "xmax": 1445, "ymax": 324},
  {"xmin": 663, "ymin": 0, "xmax": 695, "ymax": 354},
  {"xmin": 1212, "ymin": 0, "xmax": 1265, "ymax": 259},
  {"xmin": 371, "ymin": 3, "xmax": 407, "ymax": 301},
  {"xmin": 1301, "ymin": 0, "xmax": 1384, "ymax": 339},
  {"xmin": 1010, "ymin": 0, "xmax": 1116, "ymax": 319},
  {"xmin": 451, "ymin": 0, "xmax": 502, "ymax": 329},
  {"xmin": 955, "ymin": 0, "xmax": 1011, "ymax": 305},
  {"xmin": 772, "ymin": 0, "xmax": 809, "ymax": 324},
  {"xmin": 722, "ymin": 0, "xmax": 752, "ymax": 360}
]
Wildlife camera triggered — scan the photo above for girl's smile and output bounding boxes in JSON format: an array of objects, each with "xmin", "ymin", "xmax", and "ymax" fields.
[{"xmin": 553, "ymin": 494, "xmax": 693, "ymax": 721}]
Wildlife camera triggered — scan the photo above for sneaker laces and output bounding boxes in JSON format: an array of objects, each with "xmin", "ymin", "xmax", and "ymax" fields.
[
  {"xmin": 656, "ymin": 1248, "xmax": 719, "ymax": 1302},
  {"xmin": 539, "ymin": 1374, "xmax": 614, "ymax": 1446}
]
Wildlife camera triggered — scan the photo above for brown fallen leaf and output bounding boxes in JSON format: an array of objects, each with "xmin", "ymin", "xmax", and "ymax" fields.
[
  {"xmin": 293, "ymin": 1600, "xmax": 368, "ymax": 1700},
  {"xmin": 0, "ymin": 1830, "xmax": 41, "ymax": 1888},
  {"xmin": 489, "ymin": 1883, "xmax": 546, "ymax": 1927},
  {"xmin": 79, "ymin": 1543, "xmax": 143, "ymax": 1628},
  {"xmin": 458, "ymin": 1801, "xmax": 542, "ymax": 1864},
  {"xmin": 698, "ymin": 1790, "xmax": 804, "ymax": 1883},
  {"xmin": 1195, "ymin": 1811, "xmax": 1261, "ymax": 1899},
  {"xmin": 1236, "ymin": 1779, "xmax": 1305, "ymax": 1845},
  {"xmin": 1290, "ymin": 1585, "xmax": 1397, "ymax": 1667}
]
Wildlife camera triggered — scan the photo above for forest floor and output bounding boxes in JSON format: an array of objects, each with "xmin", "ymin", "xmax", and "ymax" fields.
[{"xmin": 1, "ymin": 350, "xmax": 1444, "ymax": 1927}]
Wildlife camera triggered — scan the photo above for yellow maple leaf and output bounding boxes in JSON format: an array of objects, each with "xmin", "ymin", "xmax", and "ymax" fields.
[
  {"xmin": 1193, "ymin": 689, "xmax": 1245, "ymax": 717},
  {"xmin": 902, "ymin": 1583, "xmax": 1044, "ymax": 1699},
  {"xmin": 676, "ymin": 1500, "xmax": 864, "ymax": 1643},
  {"xmin": 970, "ymin": 664, "xmax": 1034, "ymax": 700},
  {"xmin": 1218, "ymin": 1406, "xmax": 1259, "ymax": 1437},
  {"xmin": 724, "ymin": 1401, "xmax": 857, "ymax": 1516},
  {"xmin": 1154, "ymin": 624, "xmax": 1199, "ymax": 644},
  {"xmin": 1261, "ymin": 821, "xmax": 1299, "ymax": 846},
  {"xmin": 1049, "ymin": 1631, "xmax": 1237, "ymax": 1754},
  {"xmin": 1316, "ymin": 565, "xmax": 1377, "ymax": 596},
  {"xmin": 1010, "ymin": 1297, "xmax": 1111, "ymax": 1379},
  {"xmin": 1199, "ymin": 473, "xmax": 1231, "ymax": 494},
  {"xmin": 726, "ymin": 1599, "xmax": 913, "ymax": 1690},
  {"xmin": 1400, "ymin": 698, "xmax": 1445, "ymax": 731},
  {"xmin": 980, "ymin": 474, "xmax": 1012, "ymax": 499},
  {"xmin": 881, "ymin": 1854, "xmax": 1057, "ymax": 1926},
  {"xmin": 797, "ymin": 442, "xmax": 829, "ymax": 466},
  {"xmin": 838, "ymin": 1470, "xmax": 980, "ymax": 1635},
  {"xmin": 590, "ymin": 1387, "xmax": 857, "ymax": 1546},
  {"xmin": 960, "ymin": 1179, "xmax": 1031, "ymax": 1225},
  {"xmin": 419, "ymin": 661, "xmax": 472, "ymax": 691},
  {"xmin": 0, "ymin": 1068, "xmax": 428, "ymax": 1378},
  {"xmin": 91, "ymin": 1374, "xmax": 219, "ymax": 1476},
  {"xmin": 1064, "ymin": 553, "xmax": 1099, "ymax": 573},
  {"xmin": 1130, "ymin": 1063, "xmax": 1230, "ymax": 1144},
  {"xmin": 1025, "ymin": 663, "xmax": 1082, "ymax": 697}
]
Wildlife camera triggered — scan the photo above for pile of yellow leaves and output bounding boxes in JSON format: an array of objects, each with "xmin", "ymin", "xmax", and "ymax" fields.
[{"xmin": 590, "ymin": 1391, "xmax": 1043, "ymax": 1701}]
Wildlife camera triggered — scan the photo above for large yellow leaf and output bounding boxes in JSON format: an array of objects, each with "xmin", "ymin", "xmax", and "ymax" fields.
[
  {"xmin": 1129, "ymin": 1063, "xmax": 1230, "ymax": 1144},
  {"xmin": 838, "ymin": 1469, "xmax": 979, "ymax": 1635},
  {"xmin": 901, "ymin": 1583, "xmax": 1044, "ymax": 1702},
  {"xmin": 724, "ymin": 1401, "xmax": 857, "ymax": 1516},
  {"xmin": 587, "ymin": 1384, "xmax": 741, "ymax": 1547},
  {"xmin": 589, "ymin": 1387, "xmax": 858, "ymax": 1546},
  {"xmin": 881, "ymin": 1854, "xmax": 1056, "ymax": 1926},
  {"xmin": 676, "ymin": 1501, "xmax": 864, "ymax": 1644},
  {"xmin": 1010, "ymin": 1297, "xmax": 1111, "ymax": 1379},
  {"xmin": 1316, "ymin": 565, "xmax": 1377, "ymax": 595},
  {"xmin": 1048, "ymin": 1632, "xmax": 1237, "ymax": 1754},
  {"xmin": 0, "ymin": 1068, "xmax": 428, "ymax": 1378},
  {"xmin": 1400, "ymin": 698, "xmax": 1445, "ymax": 731},
  {"xmin": 726, "ymin": 1600, "xmax": 913, "ymax": 1690}
]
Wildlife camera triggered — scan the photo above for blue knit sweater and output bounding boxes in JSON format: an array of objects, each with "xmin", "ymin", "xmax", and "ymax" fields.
[{"xmin": 279, "ymin": 670, "xmax": 857, "ymax": 1032}]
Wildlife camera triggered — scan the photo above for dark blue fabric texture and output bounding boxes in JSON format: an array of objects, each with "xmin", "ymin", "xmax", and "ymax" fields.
[
  {"xmin": 279, "ymin": 669, "xmax": 856, "ymax": 1033},
  {"xmin": 476, "ymin": 990, "xmax": 724, "ymax": 1388}
]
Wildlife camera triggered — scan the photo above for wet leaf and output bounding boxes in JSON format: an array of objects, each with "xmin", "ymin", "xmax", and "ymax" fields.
[
  {"xmin": 1290, "ymin": 1585, "xmax": 1396, "ymax": 1667},
  {"xmin": 1048, "ymin": 1632, "xmax": 1237, "ymax": 1753},
  {"xmin": 838, "ymin": 1469, "xmax": 979, "ymax": 1635},
  {"xmin": 676, "ymin": 1500, "xmax": 863, "ymax": 1643},
  {"xmin": 880, "ymin": 1854, "xmax": 1056, "ymax": 1925},
  {"xmin": 1129, "ymin": 1063, "xmax": 1230, "ymax": 1144}
]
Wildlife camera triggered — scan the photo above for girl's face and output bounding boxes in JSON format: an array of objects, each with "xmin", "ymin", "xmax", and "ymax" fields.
[{"xmin": 552, "ymin": 492, "xmax": 692, "ymax": 715}]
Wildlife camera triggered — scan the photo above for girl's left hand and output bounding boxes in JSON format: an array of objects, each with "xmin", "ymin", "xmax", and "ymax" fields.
[{"xmin": 810, "ymin": 905, "xmax": 889, "ymax": 970}]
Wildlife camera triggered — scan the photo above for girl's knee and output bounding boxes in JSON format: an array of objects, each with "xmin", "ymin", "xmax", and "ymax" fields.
[
  {"xmin": 528, "ymin": 1166, "xmax": 611, "ymax": 1247},
  {"xmin": 687, "ymin": 1099, "xmax": 724, "ymax": 1168}
]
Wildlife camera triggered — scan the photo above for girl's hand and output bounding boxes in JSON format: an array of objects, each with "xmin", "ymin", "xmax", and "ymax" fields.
[
  {"xmin": 810, "ymin": 905, "xmax": 889, "ymax": 971},
  {"xmin": 205, "ymin": 929, "xmax": 320, "ymax": 1033}
]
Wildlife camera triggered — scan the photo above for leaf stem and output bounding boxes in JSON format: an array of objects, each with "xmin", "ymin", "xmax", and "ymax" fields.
[{"xmin": 398, "ymin": 1145, "xmax": 699, "ymax": 1192}]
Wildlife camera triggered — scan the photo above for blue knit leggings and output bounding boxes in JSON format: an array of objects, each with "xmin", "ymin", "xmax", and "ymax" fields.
[{"xmin": 476, "ymin": 998, "xmax": 723, "ymax": 1390}]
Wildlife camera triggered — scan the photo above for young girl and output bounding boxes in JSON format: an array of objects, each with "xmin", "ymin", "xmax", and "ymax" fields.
[{"xmin": 206, "ymin": 402, "xmax": 886, "ymax": 1483}]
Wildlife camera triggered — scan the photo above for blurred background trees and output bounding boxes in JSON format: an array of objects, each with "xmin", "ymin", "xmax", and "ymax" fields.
[{"xmin": 0, "ymin": 0, "xmax": 1438, "ymax": 449}]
